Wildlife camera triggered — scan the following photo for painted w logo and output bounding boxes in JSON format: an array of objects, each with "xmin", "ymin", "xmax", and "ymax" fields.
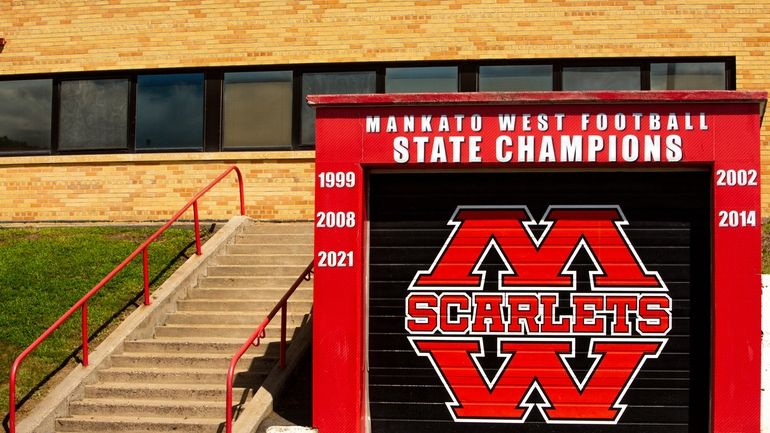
[{"xmin": 406, "ymin": 205, "xmax": 670, "ymax": 424}]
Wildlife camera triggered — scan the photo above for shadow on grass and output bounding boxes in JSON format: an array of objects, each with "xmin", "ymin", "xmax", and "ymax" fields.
[{"xmin": 2, "ymin": 223, "xmax": 218, "ymax": 433}]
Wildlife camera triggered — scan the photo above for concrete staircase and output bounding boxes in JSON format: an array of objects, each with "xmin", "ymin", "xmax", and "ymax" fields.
[{"xmin": 53, "ymin": 221, "xmax": 313, "ymax": 433}]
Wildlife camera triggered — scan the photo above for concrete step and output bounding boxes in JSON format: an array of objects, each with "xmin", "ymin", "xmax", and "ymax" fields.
[
  {"xmin": 97, "ymin": 366, "xmax": 267, "ymax": 385},
  {"xmin": 227, "ymin": 243, "xmax": 312, "ymax": 255},
  {"xmin": 164, "ymin": 311, "xmax": 309, "ymax": 326},
  {"xmin": 110, "ymin": 352, "xmax": 277, "ymax": 370},
  {"xmin": 69, "ymin": 398, "xmax": 225, "ymax": 418},
  {"xmin": 83, "ymin": 382, "xmax": 256, "ymax": 401},
  {"xmin": 198, "ymin": 275, "xmax": 312, "ymax": 288},
  {"xmin": 122, "ymin": 337, "xmax": 282, "ymax": 354},
  {"xmin": 236, "ymin": 233, "xmax": 313, "ymax": 244},
  {"xmin": 176, "ymin": 299, "xmax": 314, "ymax": 312},
  {"xmin": 155, "ymin": 322, "xmax": 307, "ymax": 339},
  {"xmin": 188, "ymin": 287, "xmax": 313, "ymax": 301},
  {"xmin": 206, "ymin": 264, "xmax": 310, "ymax": 277},
  {"xmin": 55, "ymin": 415, "xmax": 223, "ymax": 433},
  {"xmin": 241, "ymin": 223, "xmax": 313, "ymax": 235},
  {"xmin": 213, "ymin": 254, "xmax": 313, "ymax": 266}
]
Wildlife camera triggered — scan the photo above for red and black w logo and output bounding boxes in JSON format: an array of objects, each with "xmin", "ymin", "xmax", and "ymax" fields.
[{"xmin": 404, "ymin": 205, "xmax": 670, "ymax": 424}]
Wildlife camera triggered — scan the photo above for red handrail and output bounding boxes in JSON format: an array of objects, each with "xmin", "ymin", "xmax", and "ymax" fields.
[
  {"xmin": 225, "ymin": 261, "xmax": 313, "ymax": 433},
  {"xmin": 8, "ymin": 165, "xmax": 245, "ymax": 433}
]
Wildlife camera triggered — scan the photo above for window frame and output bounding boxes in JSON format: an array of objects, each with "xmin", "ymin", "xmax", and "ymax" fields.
[
  {"xmin": 649, "ymin": 61, "xmax": 731, "ymax": 91},
  {"xmin": 477, "ymin": 63, "xmax": 555, "ymax": 92},
  {"xmin": 384, "ymin": 65, "xmax": 461, "ymax": 93},
  {"xmin": 220, "ymin": 70, "xmax": 296, "ymax": 152},
  {"xmin": 134, "ymin": 72, "xmax": 206, "ymax": 153},
  {"xmin": 55, "ymin": 76, "xmax": 134, "ymax": 153},
  {"xmin": 299, "ymin": 69, "xmax": 379, "ymax": 148},
  {"xmin": 0, "ymin": 77, "xmax": 55, "ymax": 156}
]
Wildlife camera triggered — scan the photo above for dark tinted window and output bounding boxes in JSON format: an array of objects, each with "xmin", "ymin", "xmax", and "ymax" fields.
[
  {"xmin": 479, "ymin": 65, "xmax": 553, "ymax": 91},
  {"xmin": 385, "ymin": 67, "xmax": 458, "ymax": 93},
  {"xmin": 223, "ymin": 71, "xmax": 293, "ymax": 149},
  {"xmin": 563, "ymin": 66, "xmax": 641, "ymax": 90},
  {"xmin": 136, "ymin": 74, "xmax": 203, "ymax": 150},
  {"xmin": 651, "ymin": 62, "xmax": 726, "ymax": 90},
  {"xmin": 0, "ymin": 80, "xmax": 52, "ymax": 153},
  {"xmin": 59, "ymin": 79, "xmax": 129, "ymax": 150},
  {"xmin": 301, "ymin": 71, "xmax": 376, "ymax": 146}
]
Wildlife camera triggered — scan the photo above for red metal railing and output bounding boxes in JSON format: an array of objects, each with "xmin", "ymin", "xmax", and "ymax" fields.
[
  {"xmin": 8, "ymin": 165, "xmax": 245, "ymax": 433},
  {"xmin": 225, "ymin": 261, "xmax": 313, "ymax": 433}
]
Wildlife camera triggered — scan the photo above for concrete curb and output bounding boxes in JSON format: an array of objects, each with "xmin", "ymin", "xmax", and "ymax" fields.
[
  {"xmin": 267, "ymin": 427, "xmax": 317, "ymax": 433},
  {"xmin": 16, "ymin": 215, "xmax": 251, "ymax": 433},
  {"xmin": 233, "ymin": 316, "xmax": 313, "ymax": 433}
]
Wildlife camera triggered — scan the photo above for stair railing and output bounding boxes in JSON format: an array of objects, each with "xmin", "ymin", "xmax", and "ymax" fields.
[
  {"xmin": 8, "ymin": 165, "xmax": 245, "ymax": 433},
  {"xmin": 225, "ymin": 261, "xmax": 314, "ymax": 433}
]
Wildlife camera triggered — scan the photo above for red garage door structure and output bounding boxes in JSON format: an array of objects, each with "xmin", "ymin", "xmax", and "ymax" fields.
[{"xmin": 310, "ymin": 91, "xmax": 766, "ymax": 433}]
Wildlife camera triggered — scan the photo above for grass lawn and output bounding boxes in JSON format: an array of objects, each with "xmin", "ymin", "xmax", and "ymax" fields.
[
  {"xmin": 764, "ymin": 219, "xmax": 770, "ymax": 274},
  {"xmin": 0, "ymin": 225, "xmax": 213, "ymax": 424}
]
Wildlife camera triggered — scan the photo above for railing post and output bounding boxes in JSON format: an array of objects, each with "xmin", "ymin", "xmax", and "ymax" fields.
[
  {"xmin": 9, "ymin": 369, "xmax": 16, "ymax": 433},
  {"xmin": 280, "ymin": 304, "xmax": 287, "ymax": 369},
  {"xmin": 225, "ymin": 379, "xmax": 233, "ymax": 433},
  {"xmin": 193, "ymin": 200, "xmax": 202, "ymax": 255},
  {"xmin": 142, "ymin": 247, "xmax": 150, "ymax": 305},
  {"xmin": 235, "ymin": 167, "xmax": 245, "ymax": 216},
  {"xmin": 81, "ymin": 301, "xmax": 89, "ymax": 366}
]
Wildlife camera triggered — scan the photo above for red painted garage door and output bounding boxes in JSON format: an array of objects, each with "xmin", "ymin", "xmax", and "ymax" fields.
[{"xmin": 367, "ymin": 170, "xmax": 710, "ymax": 433}]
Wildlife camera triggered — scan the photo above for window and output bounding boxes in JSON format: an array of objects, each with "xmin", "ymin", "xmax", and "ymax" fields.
[
  {"xmin": 136, "ymin": 73, "xmax": 204, "ymax": 150},
  {"xmin": 58, "ymin": 79, "xmax": 129, "ymax": 151},
  {"xmin": 301, "ymin": 71, "xmax": 376, "ymax": 146},
  {"xmin": 223, "ymin": 71, "xmax": 293, "ymax": 149},
  {"xmin": 479, "ymin": 65, "xmax": 553, "ymax": 91},
  {"xmin": 385, "ymin": 67, "xmax": 458, "ymax": 93},
  {"xmin": 651, "ymin": 62, "xmax": 726, "ymax": 90},
  {"xmin": 563, "ymin": 66, "xmax": 641, "ymax": 90},
  {"xmin": 0, "ymin": 79, "xmax": 52, "ymax": 153}
]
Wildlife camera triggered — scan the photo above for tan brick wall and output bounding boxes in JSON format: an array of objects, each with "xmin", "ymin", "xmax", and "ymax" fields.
[
  {"xmin": 0, "ymin": 0, "xmax": 768, "ymax": 219},
  {"xmin": 0, "ymin": 153, "xmax": 315, "ymax": 222}
]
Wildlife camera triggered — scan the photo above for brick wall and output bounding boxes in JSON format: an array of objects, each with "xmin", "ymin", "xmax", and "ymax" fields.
[
  {"xmin": 0, "ymin": 0, "xmax": 768, "ymax": 221},
  {"xmin": 0, "ymin": 152, "xmax": 315, "ymax": 222}
]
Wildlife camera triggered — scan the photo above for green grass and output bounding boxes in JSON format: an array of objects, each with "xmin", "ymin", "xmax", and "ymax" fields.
[{"xmin": 0, "ymin": 225, "xmax": 212, "ymax": 423}]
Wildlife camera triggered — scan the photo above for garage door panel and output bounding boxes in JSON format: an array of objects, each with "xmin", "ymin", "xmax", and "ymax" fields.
[
  {"xmin": 370, "ymin": 246, "xmax": 691, "ymax": 265},
  {"xmin": 369, "ymin": 229, "xmax": 693, "ymax": 248},
  {"xmin": 368, "ymin": 371, "xmax": 691, "ymax": 388},
  {"xmin": 368, "ymin": 350, "xmax": 694, "ymax": 371},
  {"xmin": 370, "ymin": 402, "xmax": 691, "ymax": 424},
  {"xmin": 368, "ymin": 334, "xmax": 695, "ymax": 353},
  {"xmin": 369, "ymin": 292, "xmax": 692, "ymax": 316},
  {"xmin": 370, "ymin": 263, "xmax": 693, "ymax": 281},
  {"xmin": 371, "ymin": 420, "xmax": 690, "ymax": 433},
  {"xmin": 369, "ymin": 386, "xmax": 692, "ymax": 412}
]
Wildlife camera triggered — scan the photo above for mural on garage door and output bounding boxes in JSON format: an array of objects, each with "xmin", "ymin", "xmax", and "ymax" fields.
[{"xmin": 367, "ymin": 171, "xmax": 710, "ymax": 433}]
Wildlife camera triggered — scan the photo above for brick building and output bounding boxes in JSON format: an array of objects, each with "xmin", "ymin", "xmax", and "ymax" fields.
[{"xmin": 0, "ymin": 0, "xmax": 768, "ymax": 222}]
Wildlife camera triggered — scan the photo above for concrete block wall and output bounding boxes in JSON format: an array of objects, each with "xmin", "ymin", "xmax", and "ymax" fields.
[
  {"xmin": 0, "ymin": 0, "xmax": 768, "ymax": 221},
  {"xmin": 0, "ymin": 152, "xmax": 315, "ymax": 222}
]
